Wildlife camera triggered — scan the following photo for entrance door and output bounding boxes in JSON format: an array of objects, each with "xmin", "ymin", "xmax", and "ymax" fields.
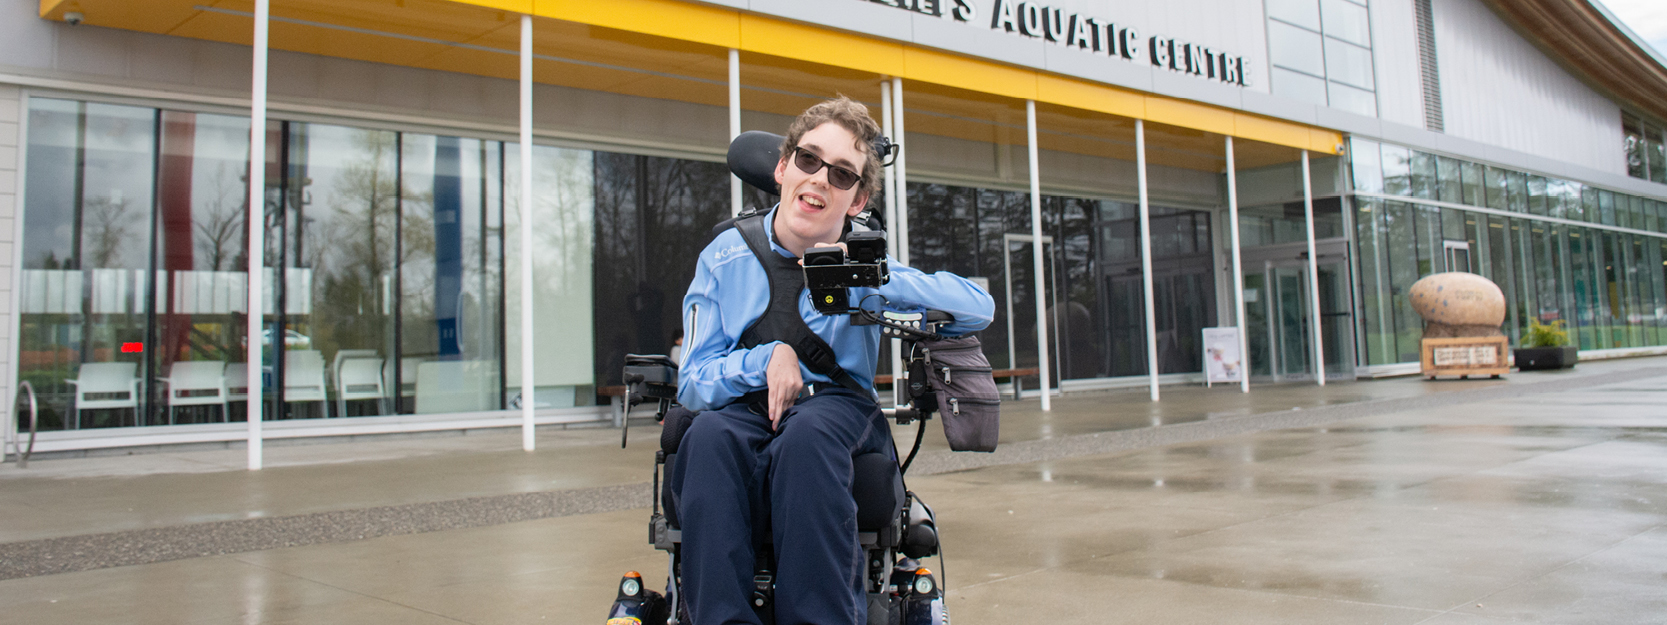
[
  {"xmin": 1444, "ymin": 240, "xmax": 1472, "ymax": 273},
  {"xmin": 1242, "ymin": 241, "xmax": 1355, "ymax": 382}
]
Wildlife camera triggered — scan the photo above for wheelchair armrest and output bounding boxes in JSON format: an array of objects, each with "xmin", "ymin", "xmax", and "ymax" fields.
[{"xmin": 623, "ymin": 354, "xmax": 678, "ymax": 407}]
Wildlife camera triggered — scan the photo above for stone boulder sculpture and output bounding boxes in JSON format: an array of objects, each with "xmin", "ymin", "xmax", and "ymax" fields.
[
  {"xmin": 1410, "ymin": 272, "xmax": 1508, "ymax": 379},
  {"xmin": 1409, "ymin": 272, "xmax": 1505, "ymax": 338}
]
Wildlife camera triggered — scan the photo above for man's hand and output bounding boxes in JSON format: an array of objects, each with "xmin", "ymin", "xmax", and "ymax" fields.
[
  {"xmin": 765, "ymin": 343, "xmax": 802, "ymax": 430},
  {"xmin": 797, "ymin": 241, "xmax": 847, "ymax": 266}
]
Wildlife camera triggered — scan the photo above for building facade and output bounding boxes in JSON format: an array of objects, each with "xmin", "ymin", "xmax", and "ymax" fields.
[{"xmin": 2, "ymin": 0, "xmax": 1664, "ymax": 457}]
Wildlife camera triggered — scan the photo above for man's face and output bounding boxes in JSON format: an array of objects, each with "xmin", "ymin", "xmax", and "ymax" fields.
[{"xmin": 773, "ymin": 121, "xmax": 869, "ymax": 255}]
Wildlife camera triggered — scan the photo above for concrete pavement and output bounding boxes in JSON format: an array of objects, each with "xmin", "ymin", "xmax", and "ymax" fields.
[{"xmin": 2, "ymin": 357, "xmax": 1665, "ymax": 623}]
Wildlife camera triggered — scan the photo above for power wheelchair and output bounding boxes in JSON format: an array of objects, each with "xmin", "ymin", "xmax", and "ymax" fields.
[{"xmin": 605, "ymin": 131, "xmax": 970, "ymax": 625}]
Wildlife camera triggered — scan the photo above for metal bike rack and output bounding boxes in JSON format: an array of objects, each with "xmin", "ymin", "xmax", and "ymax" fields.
[{"xmin": 11, "ymin": 381, "xmax": 37, "ymax": 468}]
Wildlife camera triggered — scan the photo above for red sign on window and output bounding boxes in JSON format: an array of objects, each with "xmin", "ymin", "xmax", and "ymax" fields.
[{"xmin": 120, "ymin": 342, "xmax": 144, "ymax": 353}]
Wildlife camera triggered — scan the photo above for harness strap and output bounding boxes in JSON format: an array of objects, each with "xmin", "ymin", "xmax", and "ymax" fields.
[{"xmin": 733, "ymin": 216, "xmax": 869, "ymax": 396}]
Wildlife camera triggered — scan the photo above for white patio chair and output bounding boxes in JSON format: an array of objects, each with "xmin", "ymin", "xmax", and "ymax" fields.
[
  {"xmin": 336, "ymin": 357, "xmax": 387, "ymax": 418},
  {"xmin": 156, "ymin": 361, "xmax": 228, "ymax": 424},
  {"xmin": 284, "ymin": 350, "xmax": 327, "ymax": 418},
  {"xmin": 332, "ymin": 349, "xmax": 380, "ymax": 417},
  {"xmin": 65, "ymin": 362, "xmax": 140, "ymax": 428}
]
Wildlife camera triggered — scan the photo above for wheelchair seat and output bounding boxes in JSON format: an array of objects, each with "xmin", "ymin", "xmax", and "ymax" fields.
[
  {"xmin": 660, "ymin": 451, "xmax": 904, "ymax": 536},
  {"xmin": 658, "ymin": 408, "xmax": 906, "ymax": 539}
]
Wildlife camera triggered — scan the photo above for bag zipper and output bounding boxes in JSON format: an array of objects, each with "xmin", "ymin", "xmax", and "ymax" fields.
[
  {"xmin": 947, "ymin": 396, "xmax": 1001, "ymax": 415},
  {"xmin": 937, "ymin": 365, "xmax": 993, "ymax": 383}
]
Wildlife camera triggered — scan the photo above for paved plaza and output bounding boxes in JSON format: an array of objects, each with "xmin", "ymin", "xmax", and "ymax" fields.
[{"xmin": 2, "ymin": 357, "xmax": 1665, "ymax": 623}]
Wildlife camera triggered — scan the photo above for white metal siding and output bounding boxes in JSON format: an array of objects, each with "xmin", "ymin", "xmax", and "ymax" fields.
[{"xmin": 1432, "ymin": 0, "xmax": 1623, "ymax": 173}]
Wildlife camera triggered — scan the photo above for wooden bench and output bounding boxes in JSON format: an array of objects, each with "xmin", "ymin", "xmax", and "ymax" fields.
[{"xmin": 874, "ymin": 367, "xmax": 1041, "ymax": 400}]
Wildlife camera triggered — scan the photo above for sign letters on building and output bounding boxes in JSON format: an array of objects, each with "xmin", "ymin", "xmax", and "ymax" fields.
[{"xmin": 863, "ymin": 0, "xmax": 1252, "ymax": 87}]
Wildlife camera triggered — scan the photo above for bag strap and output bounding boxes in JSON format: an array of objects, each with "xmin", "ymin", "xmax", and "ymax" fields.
[{"xmin": 733, "ymin": 215, "xmax": 868, "ymax": 395}]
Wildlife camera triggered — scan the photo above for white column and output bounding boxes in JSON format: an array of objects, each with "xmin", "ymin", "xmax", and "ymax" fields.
[
  {"xmin": 520, "ymin": 15, "xmax": 538, "ymax": 449},
  {"xmin": 1226, "ymin": 137, "xmax": 1250, "ymax": 393},
  {"xmin": 729, "ymin": 48, "xmax": 742, "ymax": 218},
  {"xmin": 880, "ymin": 80, "xmax": 896, "ymax": 255},
  {"xmin": 880, "ymin": 80, "xmax": 903, "ymax": 409},
  {"xmin": 1302, "ymin": 150, "xmax": 1326, "ymax": 386},
  {"xmin": 892, "ymin": 77, "xmax": 909, "ymax": 267},
  {"xmin": 246, "ymin": 0, "xmax": 270, "ymax": 471},
  {"xmin": 1137, "ymin": 120, "xmax": 1159, "ymax": 401},
  {"xmin": 1025, "ymin": 101, "xmax": 1051, "ymax": 411}
]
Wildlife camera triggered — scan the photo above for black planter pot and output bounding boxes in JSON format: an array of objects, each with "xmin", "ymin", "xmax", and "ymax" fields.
[{"xmin": 1514, "ymin": 346, "xmax": 1578, "ymax": 370}]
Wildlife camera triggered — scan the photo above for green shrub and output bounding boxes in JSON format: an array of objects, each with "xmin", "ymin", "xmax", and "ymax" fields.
[{"xmin": 1523, "ymin": 319, "xmax": 1569, "ymax": 348}]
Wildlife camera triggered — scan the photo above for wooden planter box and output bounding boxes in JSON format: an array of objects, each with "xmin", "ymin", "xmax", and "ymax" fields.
[
  {"xmin": 1513, "ymin": 346, "xmax": 1578, "ymax": 371},
  {"xmin": 1420, "ymin": 337, "xmax": 1509, "ymax": 379}
]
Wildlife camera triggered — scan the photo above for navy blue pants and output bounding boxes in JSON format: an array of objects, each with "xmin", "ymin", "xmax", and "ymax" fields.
[{"xmin": 671, "ymin": 388, "xmax": 890, "ymax": 625}]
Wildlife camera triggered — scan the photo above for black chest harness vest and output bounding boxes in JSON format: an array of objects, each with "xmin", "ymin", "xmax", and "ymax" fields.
[{"xmin": 729, "ymin": 215, "xmax": 868, "ymax": 400}]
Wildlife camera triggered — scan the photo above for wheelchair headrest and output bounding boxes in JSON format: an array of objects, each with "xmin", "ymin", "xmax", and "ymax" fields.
[{"xmin": 727, "ymin": 131, "xmax": 785, "ymax": 196}]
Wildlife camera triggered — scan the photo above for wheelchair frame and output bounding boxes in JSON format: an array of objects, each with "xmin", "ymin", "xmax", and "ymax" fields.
[{"xmin": 607, "ymin": 308, "xmax": 954, "ymax": 625}]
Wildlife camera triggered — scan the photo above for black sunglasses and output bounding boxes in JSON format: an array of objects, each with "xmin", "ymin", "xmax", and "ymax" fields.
[{"xmin": 790, "ymin": 146, "xmax": 864, "ymax": 191}]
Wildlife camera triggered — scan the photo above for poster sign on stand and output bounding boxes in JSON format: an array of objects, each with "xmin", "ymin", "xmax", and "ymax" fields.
[{"xmin": 1202, "ymin": 327, "xmax": 1243, "ymax": 386}]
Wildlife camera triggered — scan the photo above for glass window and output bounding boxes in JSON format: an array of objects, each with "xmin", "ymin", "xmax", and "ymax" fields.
[
  {"xmin": 1508, "ymin": 218, "xmax": 1538, "ymax": 340},
  {"xmin": 1269, "ymin": 21, "xmax": 1326, "ymax": 77},
  {"xmin": 1485, "ymin": 215, "xmax": 1518, "ymax": 342},
  {"xmin": 1657, "ymin": 240, "xmax": 1667, "ymax": 345},
  {"xmin": 278, "ymin": 123, "xmax": 402, "ymax": 418},
  {"xmin": 1414, "ymin": 204, "xmax": 1440, "ymax": 276},
  {"xmin": 1381, "ymin": 144, "xmax": 1411, "ymax": 196},
  {"xmin": 1649, "ymin": 123, "xmax": 1667, "ymax": 184},
  {"xmin": 1384, "ymin": 201, "xmax": 1421, "ymax": 361},
  {"xmin": 152, "ymin": 111, "xmax": 259, "ymax": 424},
  {"xmin": 1272, "ymin": 67, "xmax": 1329, "ymax": 106},
  {"xmin": 1483, "ymin": 166, "xmax": 1508, "ymax": 211},
  {"xmin": 1540, "ymin": 178, "xmax": 1566, "ymax": 220},
  {"xmin": 1582, "ymin": 187, "xmax": 1600, "ymax": 224},
  {"xmin": 20, "ymin": 100, "xmax": 162, "ymax": 429},
  {"xmin": 1530, "ymin": 222, "xmax": 1561, "ymax": 328},
  {"xmin": 1567, "ymin": 228, "xmax": 1597, "ymax": 349},
  {"xmin": 1348, "ymin": 138, "xmax": 1383, "ymax": 193},
  {"xmin": 1526, "ymin": 175, "xmax": 1548, "ymax": 216},
  {"xmin": 592, "ymin": 153, "xmax": 730, "ymax": 390},
  {"xmin": 1593, "ymin": 231, "xmax": 1620, "ymax": 350},
  {"xmin": 1459, "ymin": 161, "xmax": 1483, "ymax": 206},
  {"xmin": 1598, "ymin": 190, "xmax": 1616, "ymax": 226},
  {"xmin": 1441, "ymin": 207, "xmax": 1466, "ymax": 245},
  {"xmin": 1624, "ymin": 113, "xmax": 1646, "ymax": 180},
  {"xmin": 506, "ymin": 144, "xmax": 596, "ymax": 409},
  {"xmin": 1410, "ymin": 152, "xmax": 1436, "ymax": 200},
  {"xmin": 1327, "ymin": 82, "xmax": 1378, "ymax": 117},
  {"xmin": 1354, "ymin": 197, "xmax": 1392, "ymax": 364},
  {"xmin": 1506, "ymin": 171, "xmax": 1527, "ymax": 213},
  {"xmin": 1321, "ymin": 0, "xmax": 1371, "ymax": 46},
  {"xmin": 1324, "ymin": 38, "xmax": 1375, "ymax": 90},
  {"xmin": 1436, "ymin": 156, "xmax": 1462, "ymax": 204},
  {"xmin": 1267, "ymin": 0, "xmax": 1322, "ymax": 31},
  {"xmin": 393, "ymin": 133, "xmax": 506, "ymax": 415}
]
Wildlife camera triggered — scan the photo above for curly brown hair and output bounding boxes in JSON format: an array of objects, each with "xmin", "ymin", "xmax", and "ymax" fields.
[{"xmin": 779, "ymin": 95, "xmax": 883, "ymax": 198}]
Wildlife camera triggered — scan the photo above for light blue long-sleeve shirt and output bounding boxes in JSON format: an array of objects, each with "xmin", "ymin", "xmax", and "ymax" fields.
[{"xmin": 677, "ymin": 208, "xmax": 996, "ymax": 411}]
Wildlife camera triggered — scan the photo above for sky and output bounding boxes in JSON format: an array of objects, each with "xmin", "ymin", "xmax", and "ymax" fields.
[{"xmin": 1597, "ymin": 0, "xmax": 1667, "ymax": 58}]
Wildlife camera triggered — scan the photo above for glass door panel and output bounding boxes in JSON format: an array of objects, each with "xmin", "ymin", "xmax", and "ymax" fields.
[
  {"xmin": 1003, "ymin": 235, "xmax": 1060, "ymax": 386},
  {"xmin": 1243, "ymin": 243, "xmax": 1355, "ymax": 382}
]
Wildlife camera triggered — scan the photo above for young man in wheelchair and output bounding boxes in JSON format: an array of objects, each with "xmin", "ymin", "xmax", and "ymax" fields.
[{"xmin": 671, "ymin": 97, "xmax": 994, "ymax": 624}]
